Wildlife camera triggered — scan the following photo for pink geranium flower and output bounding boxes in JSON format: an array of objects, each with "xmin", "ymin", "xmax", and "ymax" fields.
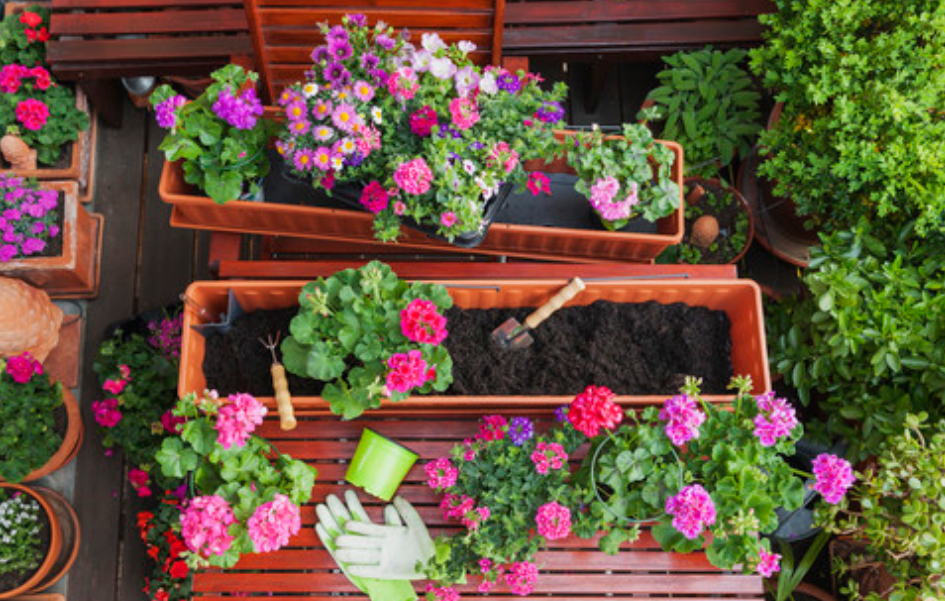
[
  {"xmin": 180, "ymin": 495, "xmax": 236, "ymax": 558},
  {"xmin": 665, "ymin": 484, "xmax": 716, "ymax": 540},
  {"xmin": 752, "ymin": 392, "xmax": 799, "ymax": 447},
  {"xmin": 5, "ymin": 352, "xmax": 40, "ymax": 383},
  {"xmin": 530, "ymin": 441, "xmax": 568, "ymax": 474},
  {"xmin": 659, "ymin": 394, "xmax": 706, "ymax": 446},
  {"xmin": 247, "ymin": 493, "xmax": 302, "ymax": 553},
  {"xmin": 15, "ymin": 98, "xmax": 49, "ymax": 131},
  {"xmin": 505, "ymin": 561, "xmax": 539, "ymax": 595},
  {"xmin": 215, "ymin": 393, "xmax": 267, "ymax": 449},
  {"xmin": 756, "ymin": 547, "xmax": 781, "ymax": 577},
  {"xmin": 400, "ymin": 298, "xmax": 448, "ymax": 345},
  {"xmin": 812, "ymin": 454, "xmax": 855, "ymax": 504},
  {"xmin": 385, "ymin": 349, "xmax": 433, "ymax": 394},
  {"xmin": 393, "ymin": 157, "xmax": 433, "ymax": 195}
]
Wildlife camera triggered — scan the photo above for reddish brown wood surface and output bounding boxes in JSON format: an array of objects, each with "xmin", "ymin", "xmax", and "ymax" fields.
[
  {"xmin": 246, "ymin": 0, "xmax": 505, "ymax": 103},
  {"xmin": 506, "ymin": 0, "xmax": 774, "ymax": 24},
  {"xmin": 53, "ymin": 8, "xmax": 247, "ymax": 35},
  {"xmin": 191, "ymin": 412, "xmax": 764, "ymax": 599}
]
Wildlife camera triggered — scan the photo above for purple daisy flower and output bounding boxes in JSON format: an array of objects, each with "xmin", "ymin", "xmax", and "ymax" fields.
[
  {"xmin": 289, "ymin": 119, "xmax": 311, "ymax": 136},
  {"xmin": 360, "ymin": 52, "xmax": 380, "ymax": 70},
  {"xmin": 352, "ymin": 80, "xmax": 375, "ymax": 102},
  {"xmin": 293, "ymin": 149, "xmax": 316, "ymax": 171},
  {"xmin": 285, "ymin": 99, "xmax": 307, "ymax": 121},
  {"xmin": 327, "ymin": 25, "xmax": 348, "ymax": 43},
  {"xmin": 312, "ymin": 146, "xmax": 335, "ymax": 171},
  {"xmin": 329, "ymin": 39, "xmax": 353, "ymax": 62},
  {"xmin": 311, "ymin": 46, "xmax": 329, "ymax": 64},
  {"xmin": 375, "ymin": 33, "xmax": 395, "ymax": 50},
  {"xmin": 369, "ymin": 68, "xmax": 389, "ymax": 86},
  {"xmin": 324, "ymin": 62, "xmax": 346, "ymax": 84},
  {"xmin": 508, "ymin": 417, "xmax": 534, "ymax": 446},
  {"xmin": 346, "ymin": 13, "xmax": 367, "ymax": 27},
  {"xmin": 313, "ymin": 125, "xmax": 335, "ymax": 141},
  {"xmin": 313, "ymin": 99, "xmax": 333, "ymax": 121}
]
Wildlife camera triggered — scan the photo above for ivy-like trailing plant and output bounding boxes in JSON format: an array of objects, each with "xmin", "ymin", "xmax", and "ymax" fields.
[
  {"xmin": 421, "ymin": 413, "xmax": 583, "ymax": 598},
  {"xmin": 563, "ymin": 120, "xmax": 680, "ymax": 230},
  {"xmin": 818, "ymin": 413, "xmax": 945, "ymax": 600},
  {"xmin": 150, "ymin": 64, "xmax": 276, "ymax": 204},
  {"xmin": 156, "ymin": 391, "xmax": 317, "ymax": 569},
  {"xmin": 750, "ymin": 0, "xmax": 945, "ymax": 236},
  {"xmin": 769, "ymin": 221, "xmax": 945, "ymax": 460},
  {"xmin": 0, "ymin": 353, "xmax": 63, "ymax": 483},
  {"xmin": 0, "ymin": 4, "xmax": 50, "ymax": 67},
  {"xmin": 641, "ymin": 47, "xmax": 761, "ymax": 179},
  {"xmin": 92, "ymin": 311, "xmax": 183, "ymax": 493},
  {"xmin": 281, "ymin": 261, "xmax": 453, "ymax": 420}
]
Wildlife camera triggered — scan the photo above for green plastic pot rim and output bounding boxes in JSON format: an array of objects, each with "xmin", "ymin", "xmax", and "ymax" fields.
[
  {"xmin": 590, "ymin": 433, "xmax": 684, "ymax": 524},
  {"xmin": 345, "ymin": 428, "xmax": 419, "ymax": 502}
]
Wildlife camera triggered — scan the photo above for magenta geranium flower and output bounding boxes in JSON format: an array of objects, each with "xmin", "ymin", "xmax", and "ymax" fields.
[
  {"xmin": 505, "ymin": 561, "xmax": 538, "ymax": 595},
  {"xmin": 400, "ymin": 298, "xmax": 448, "ymax": 345},
  {"xmin": 385, "ymin": 349, "xmax": 433, "ymax": 394},
  {"xmin": 665, "ymin": 484, "xmax": 716, "ymax": 540},
  {"xmin": 812, "ymin": 453, "xmax": 855, "ymax": 504},
  {"xmin": 180, "ymin": 494, "xmax": 236, "ymax": 558},
  {"xmin": 359, "ymin": 180, "xmax": 389, "ymax": 214},
  {"xmin": 752, "ymin": 392, "xmax": 799, "ymax": 447},
  {"xmin": 92, "ymin": 398, "xmax": 122, "ymax": 428},
  {"xmin": 530, "ymin": 441, "xmax": 567, "ymax": 474},
  {"xmin": 15, "ymin": 98, "xmax": 49, "ymax": 131},
  {"xmin": 568, "ymin": 385, "xmax": 623, "ymax": 437},
  {"xmin": 5, "ymin": 352, "xmax": 40, "ymax": 383},
  {"xmin": 756, "ymin": 547, "xmax": 781, "ymax": 577},
  {"xmin": 659, "ymin": 393, "xmax": 706, "ymax": 446},
  {"xmin": 215, "ymin": 393, "xmax": 267, "ymax": 449}
]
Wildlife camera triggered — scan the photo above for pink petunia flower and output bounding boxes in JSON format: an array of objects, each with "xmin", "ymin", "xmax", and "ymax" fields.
[{"xmin": 526, "ymin": 172, "xmax": 551, "ymax": 196}]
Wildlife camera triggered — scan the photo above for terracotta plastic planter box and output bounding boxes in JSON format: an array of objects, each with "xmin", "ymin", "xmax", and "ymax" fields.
[
  {"xmin": 179, "ymin": 278, "xmax": 769, "ymax": 412},
  {"xmin": 0, "ymin": 181, "xmax": 103, "ymax": 298},
  {"xmin": 161, "ymin": 133, "xmax": 684, "ymax": 263}
]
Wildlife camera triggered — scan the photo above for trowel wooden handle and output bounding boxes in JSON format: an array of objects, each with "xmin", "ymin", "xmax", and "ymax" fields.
[
  {"xmin": 525, "ymin": 278, "xmax": 586, "ymax": 329},
  {"xmin": 271, "ymin": 364, "xmax": 297, "ymax": 431}
]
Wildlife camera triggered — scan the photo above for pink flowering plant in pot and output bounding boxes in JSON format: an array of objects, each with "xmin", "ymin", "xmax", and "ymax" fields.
[
  {"xmin": 281, "ymin": 261, "xmax": 453, "ymax": 420},
  {"xmin": 0, "ymin": 352, "xmax": 63, "ymax": 482},
  {"xmin": 0, "ymin": 5, "xmax": 51, "ymax": 67},
  {"xmin": 92, "ymin": 310, "xmax": 183, "ymax": 495},
  {"xmin": 0, "ymin": 63, "xmax": 88, "ymax": 165},
  {"xmin": 276, "ymin": 14, "xmax": 566, "ymax": 244},
  {"xmin": 151, "ymin": 64, "xmax": 276, "ymax": 204},
  {"xmin": 563, "ymin": 118, "xmax": 680, "ymax": 231},
  {"xmin": 421, "ymin": 413, "xmax": 584, "ymax": 599},
  {"xmin": 155, "ymin": 390, "xmax": 318, "ymax": 568},
  {"xmin": 569, "ymin": 376, "xmax": 855, "ymax": 577},
  {"xmin": 0, "ymin": 174, "xmax": 60, "ymax": 262}
]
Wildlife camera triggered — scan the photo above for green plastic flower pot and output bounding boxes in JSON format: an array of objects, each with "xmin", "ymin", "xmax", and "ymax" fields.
[{"xmin": 346, "ymin": 428, "xmax": 418, "ymax": 501}]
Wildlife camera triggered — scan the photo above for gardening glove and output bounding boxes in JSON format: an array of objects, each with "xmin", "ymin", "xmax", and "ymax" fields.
[
  {"xmin": 316, "ymin": 490, "xmax": 418, "ymax": 601},
  {"xmin": 335, "ymin": 495, "xmax": 435, "ymax": 580}
]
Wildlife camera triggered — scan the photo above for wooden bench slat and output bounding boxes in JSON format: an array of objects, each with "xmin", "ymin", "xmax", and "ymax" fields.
[
  {"xmin": 46, "ymin": 34, "xmax": 252, "ymax": 63},
  {"xmin": 504, "ymin": 19, "xmax": 764, "ymax": 51},
  {"xmin": 51, "ymin": 9, "xmax": 247, "ymax": 35},
  {"xmin": 194, "ymin": 597, "xmax": 763, "ymax": 601},
  {"xmin": 505, "ymin": 0, "xmax": 774, "ymax": 25},
  {"xmin": 265, "ymin": 33, "xmax": 490, "ymax": 63},
  {"xmin": 193, "ymin": 572, "xmax": 763, "ymax": 594},
  {"xmin": 259, "ymin": 7, "xmax": 494, "ymax": 27},
  {"xmin": 53, "ymin": 0, "xmax": 240, "ymax": 8},
  {"xmin": 256, "ymin": 0, "xmax": 496, "ymax": 8}
]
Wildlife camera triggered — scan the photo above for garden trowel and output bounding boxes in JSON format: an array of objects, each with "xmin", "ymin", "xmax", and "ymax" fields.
[{"xmin": 492, "ymin": 278, "xmax": 586, "ymax": 349}]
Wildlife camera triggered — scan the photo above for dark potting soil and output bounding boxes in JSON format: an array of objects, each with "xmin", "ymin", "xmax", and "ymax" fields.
[
  {"xmin": 203, "ymin": 308, "xmax": 328, "ymax": 397},
  {"xmin": 444, "ymin": 300, "xmax": 731, "ymax": 395},
  {"xmin": 202, "ymin": 300, "xmax": 732, "ymax": 397},
  {"xmin": 0, "ymin": 494, "xmax": 51, "ymax": 593}
]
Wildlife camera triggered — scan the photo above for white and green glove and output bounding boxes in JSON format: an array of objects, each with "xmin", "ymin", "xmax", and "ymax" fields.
[
  {"xmin": 335, "ymin": 495, "xmax": 435, "ymax": 580},
  {"xmin": 315, "ymin": 490, "xmax": 418, "ymax": 601}
]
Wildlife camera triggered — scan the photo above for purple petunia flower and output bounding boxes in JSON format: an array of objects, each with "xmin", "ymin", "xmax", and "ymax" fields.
[
  {"xmin": 536, "ymin": 101, "xmax": 565, "ymax": 123},
  {"xmin": 555, "ymin": 405, "xmax": 570, "ymax": 423},
  {"xmin": 496, "ymin": 72, "xmax": 522, "ymax": 94},
  {"xmin": 508, "ymin": 417, "xmax": 534, "ymax": 446},
  {"xmin": 344, "ymin": 152, "xmax": 365, "ymax": 167},
  {"xmin": 375, "ymin": 33, "xmax": 395, "ymax": 50}
]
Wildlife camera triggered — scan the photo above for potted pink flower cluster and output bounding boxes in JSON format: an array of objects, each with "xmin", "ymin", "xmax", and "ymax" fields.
[
  {"xmin": 0, "ymin": 173, "xmax": 59, "ymax": 262},
  {"xmin": 569, "ymin": 376, "xmax": 856, "ymax": 577},
  {"xmin": 421, "ymin": 413, "xmax": 584, "ymax": 600},
  {"xmin": 155, "ymin": 390, "xmax": 317, "ymax": 568},
  {"xmin": 0, "ymin": 62, "xmax": 89, "ymax": 166},
  {"xmin": 276, "ymin": 13, "xmax": 566, "ymax": 245}
]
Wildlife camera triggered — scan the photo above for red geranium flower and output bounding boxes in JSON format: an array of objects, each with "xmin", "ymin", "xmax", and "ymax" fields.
[
  {"xmin": 19, "ymin": 11, "xmax": 42, "ymax": 28},
  {"xmin": 169, "ymin": 560, "xmax": 189, "ymax": 579}
]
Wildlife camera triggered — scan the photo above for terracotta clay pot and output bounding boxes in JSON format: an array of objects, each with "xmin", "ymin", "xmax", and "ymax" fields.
[
  {"xmin": 793, "ymin": 583, "xmax": 837, "ymax": 601},
  {"xmin": 682, "ymin": 177, "xmax": 755, "ymax": 265},
  {"xmin": 27, "ymin": 487, "xmax": 81, "ymax": 591},
  {"xmin": 0, "ymin": 181, "xmax": 102, "ymax": 298},
  {"xmin": 160, "ymin": 131, "xmax": 685, "ymax": 263},
  {"xmin": 179, "ymin": 277, "xmax": 771, "ymax": 413},
  {"xmin": 0, "ymin": 484, "xmax": 62, "ymax": 599},
  {"xmin": 0, "ymin": 277, "xmax": 62, "ymax": 362}
]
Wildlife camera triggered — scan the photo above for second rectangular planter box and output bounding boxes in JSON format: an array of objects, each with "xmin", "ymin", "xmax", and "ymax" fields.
[
  {"xmin": 160, "ymin": 139, "xmax": 684, "ymax": 263},
  {"xmin": 179, "ymin": 277, "xmax": 769, "ymax": 412}
]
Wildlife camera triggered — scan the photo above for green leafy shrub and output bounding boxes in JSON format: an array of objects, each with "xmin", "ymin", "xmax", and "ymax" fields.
[
  {"xmin": 750, "ymin": 1, "xmax": 945, "ymax": 236},
  {"xmin": 641, "ymin": 47, "xmax": 761, "ymax": 178},
  {"xmin": 0, "ymin": 353, "xmax": 63, "ymax": 483},
  {"xmin": 819, "ymin": 413, "xmax": 945, "ymax": 600},
  {"xmin": 281, "ymin": 261, "xmax": 453, "ymax": 420},
  {"xmin": 769, "ymin": 222, "xmax": 945, "ymax": 459}
]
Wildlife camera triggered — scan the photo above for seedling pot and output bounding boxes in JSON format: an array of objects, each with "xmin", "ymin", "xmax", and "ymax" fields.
[{"xmin": 345, "ymin": 428, "xmax": 419, "ymax": 501}]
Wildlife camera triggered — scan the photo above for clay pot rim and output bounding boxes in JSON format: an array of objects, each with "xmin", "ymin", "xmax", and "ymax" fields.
[
  {"xmin": 0, "ymin": 483, "xmax": 63, "ymax": 599},
  {"xmin": 28, "ymin": 486, "xmax": 81, "ymax": 591},
  {"xmin": 683, "ymin": 176, "xmax": 756, "ymax": 264},
  {"xmin": 15, "ymin": 386, "xmax": 83, "ymax": 483}
]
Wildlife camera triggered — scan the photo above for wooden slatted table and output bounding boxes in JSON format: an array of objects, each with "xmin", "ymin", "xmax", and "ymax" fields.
[{"xmin": 192, "ymin": 410, "xmax": 765, "ymax": 600}]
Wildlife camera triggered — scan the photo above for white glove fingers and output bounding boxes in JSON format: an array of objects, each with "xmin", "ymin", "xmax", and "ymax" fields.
[
  {"xmin": 316, "ymin": 504, "xmax": 342, "ymax": 538},
  {"xmin": 347, "ymin": 564, "xmax": 389, "ymax": 579},
  {"xmin": 327, "ymin": 494, "xmax": 352, "ymax": 526},
  {"xmin": 336, "ymin": 547, "xmax": 382, "ymax": 566},
  {"xmin": 345, "ymin": 519, "xmax": 396, "ymax": 537},
  {"xmin": 336, "ymin": 533, "xmax": 385, "ymax": 549},
  {"xmin": 344, "ymin": 489, "xmax": 371, "ymax": 523},
  {"xmin": 384, "ymin": 504, "xmax": 403, "ymax": 526},
  {"xmin": 393, "ymin": 496, "xmax": 426, "ymax": 532}
]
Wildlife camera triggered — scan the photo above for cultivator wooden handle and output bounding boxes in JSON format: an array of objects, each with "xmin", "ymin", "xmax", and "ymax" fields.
[
  {"xmin": 524, "ymin": 277, "xmax": 586, "ymax": 329},
  {"xmin": 271, "ymin": 363, "xmax": 297, "ymax": 431}
]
